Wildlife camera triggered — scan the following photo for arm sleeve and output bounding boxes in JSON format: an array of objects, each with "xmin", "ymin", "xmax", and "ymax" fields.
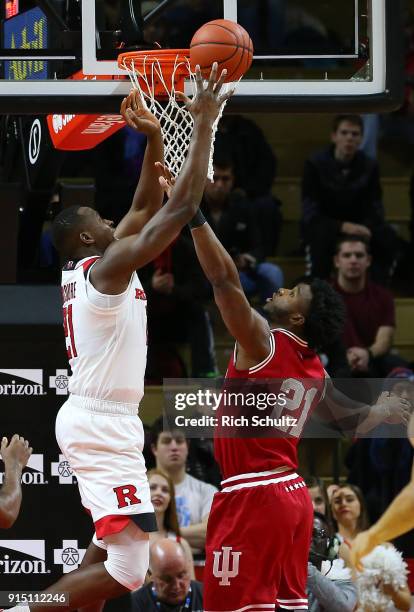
[{"xmin": 307, "ymin": 563, "xmax": 358, "ymax": 612}]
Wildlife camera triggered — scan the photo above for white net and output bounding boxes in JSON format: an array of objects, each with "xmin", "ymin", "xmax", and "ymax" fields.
[{"xmin": 122, "ymin": 54, "xmax": 228, "ymax": 180}]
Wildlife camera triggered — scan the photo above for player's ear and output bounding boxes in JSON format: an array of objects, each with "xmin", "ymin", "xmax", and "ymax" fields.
[{"xmin": 80, "ymin": 231, "xmax": 94, "ymax": 245}]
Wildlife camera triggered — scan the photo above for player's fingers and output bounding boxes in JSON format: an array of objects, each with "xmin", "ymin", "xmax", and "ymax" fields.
[
  {"xmin": 1, "ymin": 437, "xmax": 7, "ymax": 450},
  {"xmin": 194, "ymin": 65, "xmax": 204, "ymax": 93},
  {"xmin": 213, "ymin": 68, "xmax": 227, "ymax": 96},
  {"xmin": 218, "ymin": 86, "xmax": 235, "ymax": 105},
  {"xmin": 175, "ymin": 91, "xmax": 192, "ymax": 107},
  {"xmin": 206, "ymin": 62, "xmax": 218, "ymax": 91},
  {"xmin": 120, "ymin": 96, "xmax": 128, "ymax": 116},
  {"xmin": 11, "ymin": 433, "xmax": 19, "ymax": 443}
]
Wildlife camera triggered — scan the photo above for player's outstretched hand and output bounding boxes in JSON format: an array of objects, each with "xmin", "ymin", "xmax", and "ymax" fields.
[
  {"xmin": 155, "ymin": 162, "xmax": 176, "ymax": 197},
  {"xmin": 121, "ymin": 89, "xmax": 161, "ymax": 136},
  {"xmin": 350, "ymin": 529, "xmax": 379, "ymax": 572},
  {"xmin": 176, "ymin": 63, "xmax": 234, "ymax": 124},
  {"xmin": 378, "ymin": 391, "xmax": 411, "ymax": 425},
  {"xmin": 1, "ymin": 434, "xmax": 32, "ymax": 471}
]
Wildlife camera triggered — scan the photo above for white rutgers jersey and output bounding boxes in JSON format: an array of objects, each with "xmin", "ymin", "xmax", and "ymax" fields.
[{"xmin": 61, "ymin": 256, "xmax": 147, "ymax": 404}]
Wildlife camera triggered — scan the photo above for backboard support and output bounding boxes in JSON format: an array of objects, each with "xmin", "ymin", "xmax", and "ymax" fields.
[{"xmin": 0, "ymin": 0, "xmax": 404, "ymax": 114}]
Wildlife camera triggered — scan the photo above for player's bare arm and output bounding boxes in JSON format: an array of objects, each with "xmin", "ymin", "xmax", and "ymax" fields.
[
  {"xmin": 90, "ymin": 64, "xmax": 233, "ymax": 295},
  {"xmin": 114, "ymin": 90, "xmax": 164, "ymax": 239},
  {"xmin": 317, "ymin": 381, "xmax": 411, "ymax": 435},
  {"xmin": 0, "ymin": 434, "xmax": 32, "ymax": 529},
  {"xmin": 190, "ymin": 223, "xmax": 271, "ymax": 366}
]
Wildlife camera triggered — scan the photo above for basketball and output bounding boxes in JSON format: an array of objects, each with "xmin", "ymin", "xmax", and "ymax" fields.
[{"xmin": 190, "ymin": 19, "xmax": 254, "ymax": 82}]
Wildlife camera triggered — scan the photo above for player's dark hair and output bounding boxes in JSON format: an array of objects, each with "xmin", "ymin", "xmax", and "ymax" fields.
[
  {"xmin": 335, "ymin": 234, "xmax": 371, "ymax": 254},
  {"xmin": 332, "ymin": 114, "xmax": 364, "ymax": 134},
  {"xmin": 51, "ymin": 205, "xmax": 83, "ymax": 256},
  {"xmin": 303, "ymin": 279, "xmax": 346, "ymax": 351}
]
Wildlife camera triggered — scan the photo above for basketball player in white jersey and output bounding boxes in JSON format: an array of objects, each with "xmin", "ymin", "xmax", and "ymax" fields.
[{"xmin": 6, "ymin": 65, "xmax": 232, "ymax": 612}]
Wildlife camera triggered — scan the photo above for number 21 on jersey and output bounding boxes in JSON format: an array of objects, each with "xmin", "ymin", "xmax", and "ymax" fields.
[{"xmin": 63, "ymin": 304, "xmax": 77, "ymax": 359}]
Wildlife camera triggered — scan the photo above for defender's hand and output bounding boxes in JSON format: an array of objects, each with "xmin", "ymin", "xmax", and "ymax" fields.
[
  {"xmin": 1, "ymin": 434, "xmax": 32, "ymax": 471},
  {"xmin": 176, "ymin": 63, "xmax": 235, "ymax": 124},
  {"xmin": 121, "ymin": 89, "xmax": 161, "ymax": 136},
  {"xmin": 155, "ymin": 162, "xmax": 176, "ymax": 197},
  {"xmin": 350, "ymin": 529, "xmax": 379, "ymax": 572}
]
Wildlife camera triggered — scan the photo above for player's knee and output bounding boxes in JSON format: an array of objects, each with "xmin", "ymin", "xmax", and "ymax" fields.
[{"xmin": 103, "ymin": 522, "xmax": 149, "ymax": 591}]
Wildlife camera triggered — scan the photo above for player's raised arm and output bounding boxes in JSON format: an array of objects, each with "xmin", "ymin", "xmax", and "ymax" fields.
[
  {"xmin": 90, "ymin": 64, "xmax": 233, "ymax": 294},
  {"xmin": 189, "ymin": 220, "xmax": 270, "ymax": 363},
  {"xmin": 115, "ymin": 90, "xmax": 164, "ymax": 239}
]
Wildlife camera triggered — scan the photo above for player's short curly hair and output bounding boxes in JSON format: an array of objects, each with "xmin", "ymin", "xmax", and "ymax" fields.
[
  {"xmin": 51, "ymin": 205, "xmax": 83, "ymax": 257},
  {"xmin": 303, "ymin": 278, "xmax": 346, "ymax": 351}
]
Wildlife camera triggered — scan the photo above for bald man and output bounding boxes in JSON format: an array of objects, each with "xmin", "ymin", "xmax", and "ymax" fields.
[{"xmin": 130, "ymin": 539, "xmax": 203, "ymax": 611}]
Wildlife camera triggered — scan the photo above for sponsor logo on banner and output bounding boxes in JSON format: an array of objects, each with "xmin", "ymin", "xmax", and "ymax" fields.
[
  {"xmin": 51, "ymin": 454, "xmax": 76, "ymax": 484},
  {"xmin": 0, "ymin": 540, "xmax": 50, "ymax": 574},
  {"xmin": 29, "ymin": 118, "xmax": 42, "ymax": 164},
  {"xmin": 0, "ymin": 369, "xmax": 45, "ymax": 395},
  {"xmin": 51, "ymin": 114, "xmax": 76, "ymax": 133},
  {"xmin": 49, "ymin": 369, "xmax": 70, "ymax": 395},
  {"xmin": 0, "ymin": 454, "xmax": 46, "ymax": 485},
  {"xmin": 54, "ymin": 540, "xmax": 86, "ymax": 573}
]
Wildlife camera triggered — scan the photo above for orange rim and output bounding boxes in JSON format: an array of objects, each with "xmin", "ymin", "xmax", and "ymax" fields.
[{"xmin": 117, "ymin": 48, "xmax": 190, "ymax": 75}]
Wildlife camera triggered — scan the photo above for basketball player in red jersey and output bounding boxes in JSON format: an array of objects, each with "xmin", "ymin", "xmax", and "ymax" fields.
[
  {"xmin": 187, "ymin": 219, "xmax": 344, "ymax": 612},
  {"xmin": 6, "ymin": 67, "xmax": 233, "ymax": 612}
]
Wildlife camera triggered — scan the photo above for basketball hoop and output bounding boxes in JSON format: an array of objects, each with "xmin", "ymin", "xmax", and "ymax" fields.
[{"xmin": 118, "ymin": 49, "xmax": 227, "ymax": 180}]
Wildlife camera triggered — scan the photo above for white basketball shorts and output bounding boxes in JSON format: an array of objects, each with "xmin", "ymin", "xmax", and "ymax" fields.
[{"xmin": 55, "ymin": 394, "xmax": 156, "ymax": 539}]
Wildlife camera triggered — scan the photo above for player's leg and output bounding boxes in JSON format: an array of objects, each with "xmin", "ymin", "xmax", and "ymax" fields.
[
  {"xmin": 78, "ymin": 536, "xmax": 108, "ymax": 612},
  {"xmin": 204, "ymin": 476, "xmax": 298, "ymax": 611},
  {"xmin": 8, "ymin": 522, "xmax": 149, "ymax": 612},
  {"xmin": 276, "ymin": 486, "xmax": 313, "ymax": 612}
]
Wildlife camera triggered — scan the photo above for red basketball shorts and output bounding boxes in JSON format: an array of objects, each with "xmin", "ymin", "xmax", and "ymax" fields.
[{"xmin": 203, "ymin": 469, "xmax": 313, "ymax": 612}]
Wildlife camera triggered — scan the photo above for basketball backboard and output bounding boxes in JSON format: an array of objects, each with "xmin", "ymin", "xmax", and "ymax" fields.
[{"xmin": 0, "ymin": 0, "xmax": 404, "ymax": 113}]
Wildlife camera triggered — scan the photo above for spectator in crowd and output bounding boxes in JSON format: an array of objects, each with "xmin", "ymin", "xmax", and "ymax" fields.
[
  {"xmin": 139, "ymin": 231, "xmax": 217, "ymax": 382},
  {"xmin": 130, "ymin": 539, "xmax": 203, "ymax": 611},
  {"xmin": 150, "ymin": 417, "xmax": 217, "ymax": 555},
  {"xmin": 307, "ymin": 511, "xmax": 357, "ymax": 612},
  {"xmin": 148, "ymin": 469, "xmax": 195, "ymax": 578},
  {"xmin": 306, "ymin": 476, "xmax": 334, "ymax": 525},
  {"xmin": 331, "ymin": 485, "xmax": 411, "ymax": 611},
  {"xmin": 302, "ymin": 114, "xmax": 399, "ymax": 282},
  {"xmin": 201, "ymin": 155, "xmax": 283, "ymax": 303},
  {"xmin": 332, "ymin": 235, "xmax": 407, "ymax": 377},
  {"xmin": 0, "ymin": 434, "xmax": 32, "ymax": 528},
  {"xmin": 215, "ymin": 115, "xmax": 282, "ymax": 256}
]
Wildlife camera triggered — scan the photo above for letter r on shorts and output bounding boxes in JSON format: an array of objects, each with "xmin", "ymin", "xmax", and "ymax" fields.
[{"xmin": 113, "ymin": 484, "xmax": 141, "ymax": 508}]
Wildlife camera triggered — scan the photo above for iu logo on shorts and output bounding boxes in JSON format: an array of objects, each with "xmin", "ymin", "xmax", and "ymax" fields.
[
  {"xmin": 213, "ymin": 546, "xmax": 242, "ymax": 585},
  {"xmin": 113, "ymin": 485, "xmax": 141, "ymax": 508}
]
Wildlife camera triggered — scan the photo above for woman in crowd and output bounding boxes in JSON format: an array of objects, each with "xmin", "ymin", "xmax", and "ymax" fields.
[
  {"xmin": 331, "ymin": 484, "xmax": 411, "ymax": 611},
  {"xmin": 148, "ymin": 469, "xmax": 195, "ymax": 579}
]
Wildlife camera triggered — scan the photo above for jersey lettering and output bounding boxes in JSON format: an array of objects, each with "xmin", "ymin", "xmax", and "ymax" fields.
[
  {"xmin": 63, "ymin": 303, "xmax": 77, "ymax": 359},
  {"xmin": 113, "ymin": 484, "xmax": 141, "ymax": 508}
]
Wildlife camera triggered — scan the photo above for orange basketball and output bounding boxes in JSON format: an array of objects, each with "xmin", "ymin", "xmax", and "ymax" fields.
[{"xmin": 190, "ymin": 19, "xmax": 254, "ymax": 82}]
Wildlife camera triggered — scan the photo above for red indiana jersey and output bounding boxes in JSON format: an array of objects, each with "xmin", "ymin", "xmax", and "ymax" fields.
[{"xmin": 215, "ymin": 328, "xmax": 326, "ymax": 480}]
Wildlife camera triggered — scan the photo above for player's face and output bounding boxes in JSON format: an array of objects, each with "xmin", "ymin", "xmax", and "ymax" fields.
[
  {"xmin": 331, "ymin": 487, "xmax": 361, "ymax": 525},
  {"xmin": 331, "ymin": 120, "xmax": 362, "ymax": 158},
  {"xmin": 264, "ymin": 283, "xmax": 312, "ymax": 322},
  {"xmin": 153, "ymin": 559, "xmax": 190, "ymax": 605},
  {"xmin": 308, "ymin": 486, "xmax": 326, "ymax": 515},
  {"xmin": 149, "ymin": 474, "xmax": 171, "ymax": 514},
  {"xmin": 153, "ymin": 432, "xmax": 189, "ymax": 470},
  {"xmin": 78, "ymin": 207, "xmax": 115, "ymax": 252},
  {"xmin": 204, "ymin": 165, "xmax": 234, "ymax": 206},
  {"xmin": 334, "ymin": 241, "xmax": 371, "ymax": 280}
]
